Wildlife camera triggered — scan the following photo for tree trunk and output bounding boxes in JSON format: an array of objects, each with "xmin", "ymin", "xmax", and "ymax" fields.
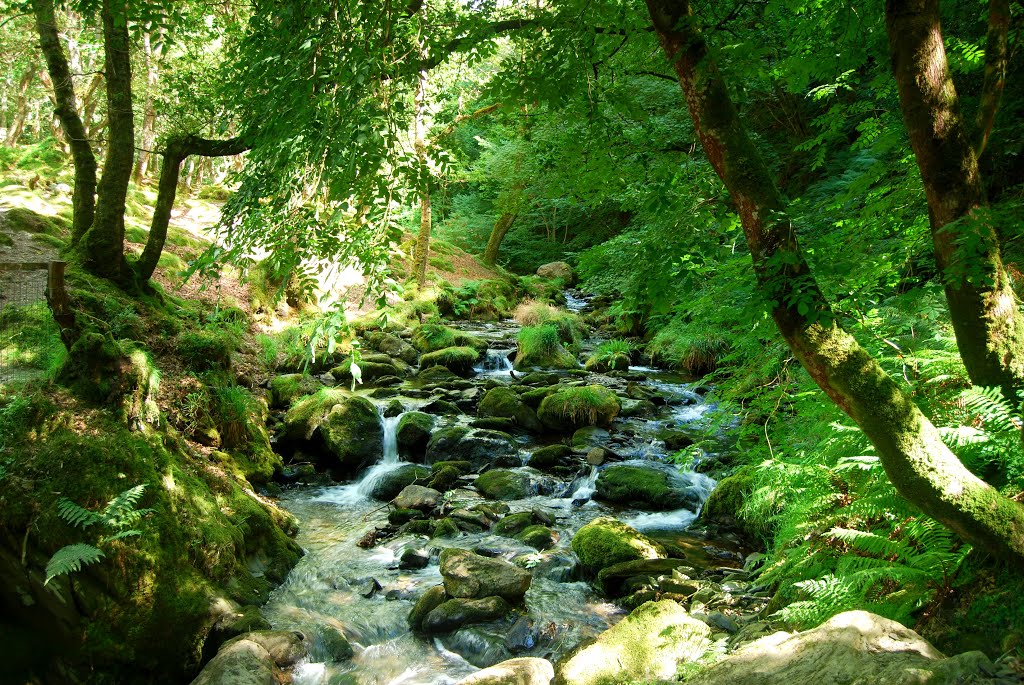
[
  {"xmin": 4, "ymin": 65, "xmax": 37, "ymax": 147},
  {"xmin": 133, "ymin": 31, "xmax": 160, "ymax": 184},
  {"xmin": 33, "ymin": 0, "xmax": 97, "ymax": 244},
  {"xmin": 885, "ymin": 0, "xmax": 1024, "ymax": 398},
  {"xmin": 975, "ymin": 0, "xmax": 1010, "ymax": 158},
  {"xmin": 137, "ymin": 135, "xmax": 249, "ymax": 281},
  {"xmin": 414, "ymin": 192, "xmax": 431, "ymax": 286},
  {"xmin": 81, "ymin": 0, "xmax": 134, "ymax": 282},
  {"xmin": 483, "ymin": 212, "xmax": 517, "ymax": 266},
  {"xmin": 645, "ymin": 0, "xmax": 1024, "ymax": 562},
  {"xmin": 413, "ymin": 61, "xmax": 432, "ymax": 287}
]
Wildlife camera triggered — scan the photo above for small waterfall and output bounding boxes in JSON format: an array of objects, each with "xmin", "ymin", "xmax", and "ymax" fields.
[
  {"xmin": 564, "ymin": 290, "xmax": 591, "ymax": 312},
  {"xmin": 569, "ymin": 465, "xmax": 600, "ymax": 503},
  {"xmin": 355, "ymin": 412, "xmax": 405, "ymax": 499},
  {"xmin": 475, "ymin": 348, "xmax": 514, "ymax": 375}
]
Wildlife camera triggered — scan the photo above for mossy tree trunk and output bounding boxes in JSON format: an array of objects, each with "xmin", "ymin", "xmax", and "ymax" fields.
[
  {"xmin": 885, "ymin": 0, "xmax": 1024, "ymax": 398},
  {"xmin": 413, "ymin": 62, "xmax": 432, "ymax": 288},
  {"xmin": 414, "ymin": 193, "xmax": 432, "ymax": 287},
  {"xmin": 133, "ymin": 29, "xmax": 161, "ymax": 185},
  {"xmin": 483, "ymin": 212, "xmax": 518, "ymax": 266},
  {"xmin": 33, "ymin": 0, "xmax": 97, "ymax": 244},
  {"xmin": 644, "ymin": 0, "xmax": 1024, "ymax": 562},
  {"xmin": 4, "ymin": 65, "xmax": 36, "ymax": 147}
]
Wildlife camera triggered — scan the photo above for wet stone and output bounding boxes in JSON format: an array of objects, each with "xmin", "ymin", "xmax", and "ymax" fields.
[{"xmin": 399, "ymin": 547, "xmax": 431, "ymax": 570}]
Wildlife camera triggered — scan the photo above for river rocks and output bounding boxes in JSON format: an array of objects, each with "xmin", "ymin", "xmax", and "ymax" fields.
[
  {"xmin": 596, "ymin": 558, "xmax": 698, "ymax": 597},
  {"xmin": 321, "ymin": 396, "xmax": 383, "ymax": 474},
  {"xmin": 409, "ymin": 585, "xmax": 449, "ymax": 631},
  {"xmin": 492, "ymin": 511, "xmax": 536, "ymax": 537},
  {"xmin": 365, "ymin": 330, "xmax": 419, "ymax": 364},
  {"xmin": 394, "ymin": 485, "xmax": 441, "ymax": 512},
  {"xmin": 202, "ymin": 601, "xmax": 272, "ymax": 663},
  {"xmin": 535, "ymin": 261, "xmax": 574, "ymax": 284},
  {"xmin": 399, "ymin": 547, "xmax": 431, "ymax": 569},
  {"xmin": 700, "ymin": 467, "xmax": 755, "ymax": 536},
  {"xmin": 396, "ymin": 411, "xmax": 434, "ymax": 459},
  {"xmin": 440, "ymin": 548, "xmax": 532, "ymax": 602},
  {"xmin": 570, "ymin": 516, "xmax": 667, "ymax": 575},
  {"xmin": 526, "ymin": 444, "xmax": 574, "ymax": 472},
  {"xmin": 516, "ymin": 525, "xmax": 558, "ymax": 550},
  {"xmin": 432, "ymin": 517, "xmax": 461, "ymax": 538},
  {"xmin": 595, "ymin": 462, "xmax": 705, "ymax": 511},
  {"xmin": 476, "ymin": 469, "xmax": 535, "ymax": 500},
  {"xmin": 426, "ymin": 426, "xmax": 520, "ymax": 468},
  {"xmin": 683, "ymin": 610, "xmax": 1001, "ymax": 685},
  {"xmin": 478, "ymin": 387, "xmax": 544, "ymax": 432},
  {"xmin": 537, "ymin": 386, "xmax": 620, "ymax": 432},
  {"xmin": 190, "ymin": 638, "xmax": 275, "ymax": 685},
  {"xmin": 558, "ymin": 601, "xmax": 711, "ymax": 685},
  {"xmin": 418, "ymin": 365, "xmax": 462, "ymax": 385},
  {"xmin": 422, "ymin": 597, "xmax": 512, "ymax": 633},
  {"xmin": 331, "ymin": 359, "xmax": 402, "ymax": 384},
  {"xmin": 369, "ymin": 463, "xmax": 430, "ymax": 500},
  {"xmin": 309, "ymin": 624, "xmax": 354, "ymax": 661},
  {"xmin": 421, "ymin": 346, "xmax": 481, "ymax": 377},
  {"xmin": 455, "ymin": 657, "xmax": 555, "ymax": 685},
  {"xmin": 570, "ymin": 427, "xmax": 610, "ymax": 452},
  {"xmin": 267, "ymin": 374, "xmax": 322, "ymax": 409},
  {"xmin": 282, "ymin": 388, "xmax": 350, "ymax": 443}
]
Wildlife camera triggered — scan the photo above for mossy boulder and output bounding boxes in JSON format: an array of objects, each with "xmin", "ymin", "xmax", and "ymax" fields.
[
  {"xmin": 432, "ymin": 518, "xmax": 461, "ymax": 538},
  {"xmin": 584, "ymin": 352, "xmax": 630, "ymax": 373},
  {"xmin": 701, "ymin": 466, "xmax": 756, "ymax": 537},
  {"xmin": 570, "ymin": 516, "xmax": 666, "ymax": 576},
  {"xmin": 492, "ymin": 512, "xmax": 537, "ymax": 537},
  {"xmin": 412, "ymin": 324, "xmax": 488, "ymax": 354},
  {"xmin": 595, "ymin": 463, "xmax": 703, "ymax": 511},
  {"xmin": 420, "ymin": 346, "xmax": 480, "ymax": 377},
  {"xmin": 321, "ymin": 396, "xmax": 383, "ymax": 475},
  {"xmin": 478, "ymin": 387, "xmax": 543, "ymax": 432},
  {"xmin": 365, "ymin": 330, "xmax": 418, "ymax": 364},
  {"xmin": 596, "ymin": 558, "xmax": 697, "ymax": 597},
  {"xmin": 526, "ymin": 444, "xmax": 574, "ymax": 472},
  {"xmin": 440, "ymin": 548, "xmax": 532, "ymax": 602},
  {"xmin": 536, "ymin": 386, "xmax": 620, "ymax": 432},
  {"xmin": 421, "ymin": 597, "xmax": 512, "ymax": 634},
  {"xmin": 409, "ymin": 585, "xmax": 449, "ymax": 631},
  {"xmin": 282, "ymin": 387, "xmax": 351, "ymax": 443},
  {"xmin": 476, "ymin": 469, "xmax": 535, "ymax": 500},
  {"xmin": 368, "ymin": 463, "xmax": 431, "ymax": 501},
  {"xmin": 558, "ymin": 600, "xmax": 711, "ymax": 685},
  {"xmin": 331, "ymin": 359, "xmax": 402, "ymax": 384},
  {"xmin": 267, "ymin": 374, "xmax": 322, "ymax": 409},
  {"xmin": 397, "ymin": 411, "xmax": 434, "ymax": 460},
  {"xmin": 417, "ymin": 365, "xmax": 461, "ymax": 385},
  {"xmin": 425, "ymin": 426, "xmax": 519, "ymax": 468},
  {"xmin": 514, "ymin": 326, "xmax": 578, "ymax": 370},
  {"xmin": 535, "ymin": 261, "xmax": 574, "ymax": 284},
  {"xmin": 516, "ymin": 525, "xmax": 558, "ymax": 551}
]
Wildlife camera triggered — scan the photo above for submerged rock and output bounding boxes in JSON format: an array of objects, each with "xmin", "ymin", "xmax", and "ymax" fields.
[
  {"xmin": 684, "ymin": 610, "xmax": 1002, "ymax": 685},
  {"xmin": 558, "ymin": 601, "xmax": 711, "ymax": 685},
  {"xmin": 455, "ymin": 657, "xmax": 555, "ymax": 685},
  {"xmin": 440, "ymin": 548, "xmax": 532, "ymax": 602}
]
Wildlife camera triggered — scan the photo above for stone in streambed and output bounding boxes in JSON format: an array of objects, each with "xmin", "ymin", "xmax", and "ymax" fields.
[
  {"xmin": 440, "ymin": 548, "xmax": 532, "ymax": 602},
  {"xmin": 526, "ymin": 444, "xmax": 574, "ymax": 472},
  {"xmin": 393, "ymin": 484, "xmax": 441, "ymax": 512},
  {"xmin": 596, "ymin": 558, "xmax": 698, "ymax": 597},
  {"xmin": 426, "ymin": 426, "xmax": 520, "ymax": 468},
  {"xmin": 409, "ymin": 585, "xmax": 448, "ymax": 631},
  {"xmin": 396, "ymin": 411, "xmax": 434, "ymax": 459},
  {"xmin": 455, "ymin": 657, "xmax": 554, "ymax": 685},
  {"xmin": 476, "ymin": 469, "xmax": 536, "ymax": 500},
  {"xmin": 320, "ymin": 396, "xmax": 383, "ymax": 475},
  {"xmin": 478, "ymin": 387, "xmax": 544, "ymax": 432},
  {"xmin": 595, "ymin": 462, "xmax": 703, "ymax": 511},
  {"xmin": 369, "ymin": 463, "xmax": 431, "ymax": 501},
  {"xmin": 570, "ymin": 516, "xmax": 666, "ymax": 576},
  {"xmin": 492, "ymin": 511, "xmax": 536, "ymax": 537},
  {"xmin": 516, "ymin": 525, "xmax": 558, "ymax": 551},
  {"xmin": 400, "ymin": 547, "xmax": 431, "ymax": 570},
  {"xmin": 422, "ymin": 596, "xmax": 512, "ymax": 633}
]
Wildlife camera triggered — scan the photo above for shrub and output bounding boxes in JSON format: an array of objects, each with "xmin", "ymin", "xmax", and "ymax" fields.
[
  {"xmin": 513, "ymin": 300, "xmax": 584, "ymax": 348},
  {"xmin": 585, "ymin": 339, "xmax": 633, "ymax": 372},
  {"xmin": 647, "ymin": 321, "xmax": 728, "ymax": 376}
]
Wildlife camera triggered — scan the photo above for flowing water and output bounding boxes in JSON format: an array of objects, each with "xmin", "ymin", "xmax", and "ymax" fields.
[{"xmin": 261, "ymin": 306, "xmax": 730, "ymax": 684}]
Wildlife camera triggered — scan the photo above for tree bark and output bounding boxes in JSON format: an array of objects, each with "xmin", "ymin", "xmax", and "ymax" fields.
[
  {"xmin": 137, "ymin": 135, "xmax": 249, "ymax": 281},
  {"xmin": 975, "ymin": 0, "xmax": 1010, "ymax": 159},
  {"xmin": 413, "ymin": 61, "xmax": 432, "ymax": 287},
  {"xmin": 4, "ymin": 65, "xmax": 37, "ymax": 147},
  {"xmin": 482, "ymin": 212, "xmax": 517, "ymax": 266},
  {"xmin": 645, "ymin": 0, "xmax": 1024, "ymax": 562},
  {"xmin": 81, "ymin": 0, "xmax": 134, "ymax": 281},
  {"xmin": 33, "ymin": 0, "xmax": 97, "ymax": 244},
  {"xmin": 414, "ymin": 192, "xmax": 431, "ymax": 286},
  {"xmin": 885, "ymin": 0, "xmax": 1024, "ymax": 398},
  {"xmin": 133, "ymin": 30, "xmax": 160, "ymax": 184}
]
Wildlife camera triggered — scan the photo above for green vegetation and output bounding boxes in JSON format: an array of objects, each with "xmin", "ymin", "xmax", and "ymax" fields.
[
  {"xmin": 515, "ymin": 325, "xmax": 579, "ymax": 370},
  {"xmin": 536, "ymin": 385, "xmax": 620, "ymax": 431},
  {"xmin": 585, "ymin": 339, "xmax": 633, "ymax": 372},
  {"xmin": 419, "ymin": 345, "xmax": 479, "ymax": 376},
  {"xmin": 570, "ymin": 516, "xmax": 667, "ymax": 575},
  {"xmin": 411, "ymin": 324, "xmax": 486, "ymax": 354}
]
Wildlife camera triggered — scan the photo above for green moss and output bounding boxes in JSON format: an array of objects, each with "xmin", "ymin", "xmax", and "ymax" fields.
[
  {"xmin": 702, "ymin": 466, "xmax": 755, "ymax": 521},
  {"xmin": 0, "ymin": 301, "xmax": 67, "ymax": 378},
  {"xmin": 283, "ymin": 387, "xmax": 351, "ymax": 441},
  {"xmin": 419, "ymin": 346, "xmax": 479, "ymax": 376},
  {"xmin": 536, "ymin": 385, "xmax": 620, "ymax": 432},
  {"xmin": 585, "ymin": 340, "xmax": 633, "ymax": 372},
  {"xmin": 475, "ymin": 469, "xmax": 532, "ymax": 500},
  {"xmin": 516, "ymin": 525, "xmax": 558, "ymax": 550},
  {"xmin": 595, "ymin": 465, "xmax": 694, "ymax": 511},
  {"xmin": 411, "ymin": 324, "xmax": 487, "ymax": 354},
  {"xmin": 0, "ymin": 231, "xmax": 14, "ymax": 247},
  {"xmin": 570, "ymin": 516, "xmax": 667, "ymax": 575},
  {"xmin": 176, "ymin": 328, "xmax": 240, "ymax": 372},
  {"xmin": 3, "ymin": 206, "xmax": 68, "ymax": 237},
  {"xmin": 515, "ymin": 325, "xmax": 579, "ymax": 370},
  {"xmin": 267, "ymin": 374, "xmax": 322, "ymax": 409}
]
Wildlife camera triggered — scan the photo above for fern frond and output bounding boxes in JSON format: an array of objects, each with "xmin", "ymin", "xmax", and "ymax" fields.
[
  {"xmin": 100, "ymin": 529, "xmax": 143, "ymax": 543},
  {"xmin": 57, "ymin": 498, "xmax": 102, "ymax": 529},
  {"xmin": 100, "ymin": 485, "xmax": 149, "ymax": 529},
  {"xmin": 44, "ymin": 544, "xmax": 104, "ymax": 585}
]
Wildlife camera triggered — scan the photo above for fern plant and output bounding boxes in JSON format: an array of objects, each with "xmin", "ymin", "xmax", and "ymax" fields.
[
  {"xmin": 941, "ymin": 385, "xmax": 1024, "ymax": 490},
  {"xmin": 45, "ymin": 484, "xmax": 154, "ymax": 586}
]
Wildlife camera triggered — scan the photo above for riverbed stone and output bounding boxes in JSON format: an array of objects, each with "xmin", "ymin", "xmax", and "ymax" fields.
[
  {"xmin": 478, "ymin": 387, "xmax": 544, "ymax": 432},
  {"xmin": 537, "ymin": 386, "xmax": 620, "ymax": 432},
  {"xmin": 320, "ymin": 396, "xmax": 383, "ymax": 475},
  {"xmin": 440, "ymin": 548, "xmax": 532, "ymax": 602},
  {"xmin": 492, "ymin": 511, "xmax": 536, "ymax": 537},
  {"xmin": 683, "ymin": 610, "xmax": 1001, "ymax": 685},
  {"xmin": 190, "ymin": 638, "xmax": 275, "ymax": 685},
  {"xmin": 426, "ymin": 426, "xmax": 520, "ymax": 468},
  {"xmin": 310, "ymin": 624, "xmax": 354, "ymax": 661},
  {"xmin": 366, "ymin": 330, "xmax": 419, "ymax": 364},
  {"xmin": 400, "ymin": 547, "xmax": 431, "ymax": 570},
  {"xmin": 409, "ymin": 585, "xmax": 449, "ymax": 631},
  {"xmin": 393, "ymin": 484, "xmax": 441, "ymax": 512},
  {"xmin": 526, "ymin": 444, "xmax": 574, "ymax": 472},
  {"xmin": 422, "ymin": 596, "xmax": 512, "ymax": 633},
  {"xmin": 268, "ymin": 374, "xmax": 322, "ymax": 409},
  {"xmin": 420, "ymin": 346, "xmax": 480, "ymax": 377},
  {"xmin": 369, "ymin": 463, "xmax": 430, "ymax": 501},
  {"xmin": 455, "ymin": 657, "xmax": 555, "ymax": 685},
  {"xmin": 535, "ymin": 261, "xmax": 574, "ymax": 284},
  {"xmin": 516, "ymin": 525, "xmax": 558, "ymax": 551},
  {"xmin": 432, "ymin": 517, "xmax": 461, "ymax": 538},
  {"xmin": 596, "ymin": 558, "xmax": 698, "ymax": 597},
  {"xmin": 396, "ymin": 411, "xmax": 434, "ymax": 459},
  {"xmin": 331, "ymin": 359, "xmax": 402, "ymax": 384},
  {"xmin": 476, "ymin": 469, "xmax": 535, "ymax": 500},
  {"xmin": 595, "ymin": 463, "xmax": 703, "ymax": 511},
  {"xmin": 570, "ymin": 516, "xmax": 667, "ymax": 576}
]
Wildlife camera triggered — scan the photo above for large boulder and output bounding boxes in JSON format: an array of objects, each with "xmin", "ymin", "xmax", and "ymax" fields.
[
  {"xmin": 409, "ymin": 585, "xmax": 449, "ymax": 631},
  {"xmin": 535, "ymin": 261, "xmax": 574, "ymax": 285},
  {"xmin": 368, "ymin": 463, "xmax": 430, "ymax": 500},
  {"xmin": 558, "ymin": 601, "xmax": 710, "ymax": 685},
  {"xmin": 331, "ymin": 359, "xmax": 402, "ymax": 384},
  {"xmin": 526, "ymin": 444, "xmax": 575, "ymax": 473},
  {"xmin": 440, "ymin": 548, "xmax": 532, "ymax": 602},
  {"xmin": 321, "ymin": 396, "xmax": 383, "ymax": 474},
  {"xmin": 455, "ymin": 657, "xmax": 554, "ymax": 685},
  {"xmin": 478, "ymin": 387, "xmax": 544, "ymax": 433},
  {"xmin": 595, "ymin": 462, "xmax": 706, "ymax": 511},
  {"xmin": 684, "ymin": 610, "xmax": 1000, "ymax": 685},
  {"xmin": 191, "ymin": 631, "xmax": 306, "ymax": 685},
  {"xmin": 570, "ymin": 516, "xmax": 666, "ymax": 576},
  {"xmin": 420, "ymin": 346, "xmax": 481, "ymax": 377},
  {"xmin": 366, "ymin": 330, "xmax": 419, "ymax": 364},
  {"xmin": 426, "ymin": 426, "xmax": 520, "ymax": 468},
  {"xmin": 476, "ymin": 469, "xmax": 536, "ymax": 500},
  {"xmin": 536, "ymin": 386, "xmax": 620, "ymax": 432},
  {"xmin": 281, "ymin": 388, "xmax": 350, "ymax": 443},
  {"xmin": 422, "ymin": 597, "xmax": 512, "ymax": 634},
  {"xmin": 397, "ymin": 411, "xmax": 434, "ymax": 460},
  {"xmin": 267, "ymin": 374, "xmax": 322, "ymax": 409},
  {"xmin": 394, "ymin": 484, "xmax": 441, "ymax": 512}
]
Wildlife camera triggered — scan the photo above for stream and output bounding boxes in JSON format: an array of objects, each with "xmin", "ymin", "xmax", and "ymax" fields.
[{"xmin": 261, "ymin": 295, "xmax": 730, "ymax": 685}]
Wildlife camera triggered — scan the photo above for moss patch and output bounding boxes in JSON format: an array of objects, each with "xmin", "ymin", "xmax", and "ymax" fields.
[
  {"xmin": 419, "ymin": 346, "xmax": 479, "ymax": 377},
  {"xmin": 570, "ymin": 516, "xmax": 666, "ymax": 575},
  {"xmin": 536, "ymin": 385, "xmax": 620, "ymax": 432}
]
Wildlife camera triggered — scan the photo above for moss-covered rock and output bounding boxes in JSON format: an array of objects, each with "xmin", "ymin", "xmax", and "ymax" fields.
[
  {"xmin": 331, "ymin": 359, "xmax": 402, "ymax": 384},
  {"xmin": 478, "ymin": 387, "xmax": 543, "ymax": 432},
  {"xmin": 421, "ymin": 597, "xmax": 512, "ymax": 634},
  {"xmin": 365, "ymin": 330, "xmax": 419, "ymax": 364},
  {"xmin": 595, "ymin": 558, "xmax": 697, "ymax": 597},
  {"xmin": 476, "ymin": 469, "xmax": 535, "ymax": 500},
  {"xmin": 492, "ymin": 512, "xmax": 537, "ymax": 537},
  {"xmin": 516, "ymin": 525, "xmax": 558, "ymax": 551},
  {"xmin": 320, "ymin": 396, "xmax": 382, "ymax": 476},
  {"xmin": 425, "ymin": 426, "xmax": 519, "ymax": 468},
  {"xmin": 268, "ymin": 374, "xmax": 322, "ymax": 409},
  {"xmin": 440, "ymin": 548, "xmax": 532, "ymax": 602},
  {"xmin": 558, "ymin": 600, "xmax": 711, "ymax": 685},
  {"xmin": 420, "ymin": 346, "xmax": 480, "ymax": 377},
  {"xmin": 455, "ymin": 657, "xmax": 554, "ymax": 685},
  {"xmin": 536, "ymin": 386, "xmax": 620, "ymax": 432},
  {"xmin": 570, "ymin": 516, "xmax": 666, "ymax": 575},
  {"xmin": 584, "ymin": 352, "xmax": 630, "ymax": 373},
  {"xmin": 526, "ymin": 444, "xmax": 574, "ymax": 472},
  {"xmin": 514, "ymin": 326, "xmax": 579, "ymax": 370},
  {"xmin": 426, "ymin": 464, "xmax": 461, "ymax": 492},
  {"xmin": 409, "ymin": 585, "xmax": 449, "ymax": 631},
  {"xmin": 595, "ymin": 463, "xmax": 703, "ymax": 511},
  {"xmin": 432, "ymin": 518, "xmax": 461, "ymax": 539},
  {"xmin": 397, "ymin": 411, "xmax": 434, "ymax": 460},
  {"xmin": 282, "ymin": 387, "xmax": 351, "ymax": 443},
  {"xmin": 412, "ymin": 324, "xmax": 488, "ymax": 354},
  {"xmin": 368, "ymin": 463, "xmax": 431, "ymax": 501}
]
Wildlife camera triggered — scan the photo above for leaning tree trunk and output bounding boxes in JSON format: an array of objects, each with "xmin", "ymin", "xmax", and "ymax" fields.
[
  {"xmin": 80, "ymin": 0, "xmax": 134, "ymax": 282},
  {"xmin": 975, "ymin": 0, "xmax": 1010, "ymax": 159},
  {"xmin": 412, "ymin": 60, "xmax": 432, "ymax": 287},
  {"xmin": 33, "ymin": 0, "xmax": 97, "ymax": 244},
  {"xmin": 136, "ymin": 135, "xmax": 249, "ymax": 281},
  {"xmin": 483, "ymin": 212, "xmax": 517, "ymax": 266},
  {"xmin": 4, "ymin": 65, "xmax": 36, "ymax": 147},
  {"xmin": 644, "ymin": 0, "xmax": 1024, "ymax": 562},
  {"xmin": 885, "ymin": 0, "xmax": 1024, "ymax": 398},
  {"xmin": 414, "ymin": 193, "xmax": 432, "ymax": 286}
]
